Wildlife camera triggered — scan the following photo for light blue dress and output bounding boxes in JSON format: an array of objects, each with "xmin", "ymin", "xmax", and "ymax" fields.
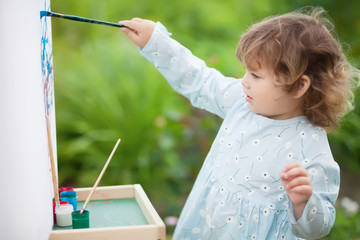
[{"xmin": 140, "ymin": 22, "xmax": 340, "ymax": 240}]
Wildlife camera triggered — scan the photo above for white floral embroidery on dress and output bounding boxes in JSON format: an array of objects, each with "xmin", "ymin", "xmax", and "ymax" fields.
[
  {"xmin": 223, "ymin": 125, "xmax": 231, "ymax": 133},
  {"xmin": 261, "ymin": 184, "xmax": 270, "ymax": 192},
  {"xmin": 300, "ymin": 131, "xmax": 306, "ymax": 138},
  {"xmin": 302, "ymin": 158, "xmax": 311, "ymax": 164},
  {"xmin": 263, "ymin": 208, "xmax": 270, "ymax": 216},
  {"xmin": 236, "ymin": 194, "xmax": 243, "ymax": 201},
  {"xmin": 277, "ymin": 194, "xmax": 284, "ymax": 201},
  {"xmin": 267, "ymin": 203, "xmax": 275, "ymax": 209},
  {"xmin": 310, "ymin": 207, "xmax": 317, "ymax": 214},
  {"xmin": 324, "ymin": 175, "xmax": 329, "ymax": 184},
  {"xmin": 225, "ymin": 216, "xmax": 234, "ymax": 224},
  {"xmin": 312, "ymin": 133, "xmax": 320, "ymax": 141},
  {"xmin": 192, "ymin": 227, "xmax": 201, "ymax": 234},
  {"xmin": 252, "ymin": 139, "xmax": 261, "ymax": 146},
  {"xmin": 199, "ymin": 209, "xmax": 206, "ymax": 217},
  {"xmin": 248, "ymin": 189, "xmax": 256, "ymax": 196},
  {"xmin": 233, "ymin": 153, "xmax": 240, "ymax": 163},
  {"xmin": 215, "ymin": 160, "xmax": 221, "ymax": 168},
  {"xmin": 228, "ymin": 176, "xmax": 235, "ymax": 183},
  {"xmin": 261, "ymin": 170, "xmax": 270, "ymax": 179}
]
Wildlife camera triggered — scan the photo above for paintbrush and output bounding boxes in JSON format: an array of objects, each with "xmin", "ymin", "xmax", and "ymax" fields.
[
  {"xmin": 40, "ymin": 11, "xmax": 128, "ymax": 28},
  {"xmin": 79, "ymin": 138, "xmax": 121, "ymax": 214},
  {"xmin": 46, "ymin": 116, "xmax": 60, "ymax": 207}
]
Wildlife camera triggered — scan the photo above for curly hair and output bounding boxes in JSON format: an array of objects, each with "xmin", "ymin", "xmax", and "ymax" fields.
[{"xmin": 236, "ymin": 6, "xmax": 360, "ymax": 130}]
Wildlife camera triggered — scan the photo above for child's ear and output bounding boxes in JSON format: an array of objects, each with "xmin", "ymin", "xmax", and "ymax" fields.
[{"xmin": 294, "ymin": 75, "xmax": 310, "ymax": 99}]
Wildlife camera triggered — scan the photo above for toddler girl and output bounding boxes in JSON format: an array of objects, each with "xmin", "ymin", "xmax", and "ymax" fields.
[{"xmin": 119, "ymin": 7, "xmax": 359, "ymax": 240}]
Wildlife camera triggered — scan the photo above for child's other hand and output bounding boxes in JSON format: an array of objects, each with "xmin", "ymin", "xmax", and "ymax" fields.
[
  {"xmin": 119, "ymin": 18, "xmax": 156, "ymax": 48},
  {"xmin": 280, "ymin": 162, "xmax": 313, "ymax": 219}
]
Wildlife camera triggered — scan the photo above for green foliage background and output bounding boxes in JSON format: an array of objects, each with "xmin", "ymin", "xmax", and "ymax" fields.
[{"xmin": 51, "ymin": 0, "xmax": 360, "ymax": 237}]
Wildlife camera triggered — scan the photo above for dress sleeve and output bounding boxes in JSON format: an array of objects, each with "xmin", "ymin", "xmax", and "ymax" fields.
[
  {"xmin": 289, "ymin": 130, "xmax": 340, "ymax": 239},
  {"xmin": 140, "ymin": 22, "xmax": 244, "ymax": 119}
]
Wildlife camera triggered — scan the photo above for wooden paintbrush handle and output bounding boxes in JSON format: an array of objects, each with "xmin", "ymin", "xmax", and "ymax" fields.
[
  {"xmin": 80, "ymin": 138, "xmax": 121, "ymax": 214},
  {"xmin": 46, "ymin": 116, "xmax": 60, "ymax": 204}
]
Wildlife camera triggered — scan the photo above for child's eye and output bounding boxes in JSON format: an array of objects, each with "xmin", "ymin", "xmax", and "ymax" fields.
[{"xmin": 251, "ymin": 73, "xmax": 260, "ymax": 79}]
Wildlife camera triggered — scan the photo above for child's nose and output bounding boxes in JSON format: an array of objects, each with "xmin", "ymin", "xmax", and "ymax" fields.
[{"xmin": 242, "ymin": 78, "xmax": 250, "ymax": 89}]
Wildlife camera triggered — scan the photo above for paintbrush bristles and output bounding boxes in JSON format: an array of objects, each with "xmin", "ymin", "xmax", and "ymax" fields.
[{"xmin": 79, "ymin": 138, "xmax": 121, "ymax": 214}]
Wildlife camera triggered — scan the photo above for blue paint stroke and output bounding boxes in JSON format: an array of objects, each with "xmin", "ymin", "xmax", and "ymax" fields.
[{"xmin": 40, "ymin": 1, "xmax": 54, "ymax": 117}]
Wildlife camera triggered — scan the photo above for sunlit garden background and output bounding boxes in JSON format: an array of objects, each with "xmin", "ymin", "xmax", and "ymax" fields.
[{"xmin": 51, "ymin": 0, "xmax": 360, "ymax": 238}]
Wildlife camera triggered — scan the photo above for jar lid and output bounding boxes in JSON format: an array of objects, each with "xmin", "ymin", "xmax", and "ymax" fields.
[
  {"xmin": 55, "ymin": 204, "xmax": 73, "ymax": 214},
  {"xmin": 53, "ymin": 201, "xmax": 69, "ymax": 208},
  {"xmin": 60, "ymin": 191, "xmax": 76, "ymax": 197},
  {"xmin": 59, "ymin": 187, "xmax": 74, "ymax": 192},
  {"xmin": 72, "ymin": 210, "xmax": 89, "ymax": 220}
]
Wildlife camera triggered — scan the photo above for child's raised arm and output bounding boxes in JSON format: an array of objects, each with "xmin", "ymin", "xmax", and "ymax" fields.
[
  {"xmin": 119, "ymin": 18, "xmax": 155, "ymax": 48},
  {"xmin": 118, "ymin": 20, "xmax": 244, "ymax": 119}
]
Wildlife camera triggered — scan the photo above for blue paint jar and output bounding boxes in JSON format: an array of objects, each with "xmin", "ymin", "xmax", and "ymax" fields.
[{"xmin": 60, "ymin": 191, "xmax": 77, "ymax": 211}]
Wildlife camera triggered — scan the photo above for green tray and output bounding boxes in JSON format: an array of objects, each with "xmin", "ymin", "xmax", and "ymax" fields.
[{"xmin": 53, "ymin": 198, "xmax": 148, "ymax": 230}]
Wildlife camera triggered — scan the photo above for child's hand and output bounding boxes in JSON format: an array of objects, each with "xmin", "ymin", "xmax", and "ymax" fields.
[
  {"xmin": 119, "ymin": 18, "xmax": 156, "ymax": 48},
  {"xmin": 280, "ymin": 162, "xmax": 313, "ymax": 220}
]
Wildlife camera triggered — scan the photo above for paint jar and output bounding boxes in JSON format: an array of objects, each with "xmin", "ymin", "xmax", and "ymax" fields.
[
  {"xmin": 55, "ymin": 204, "xmax": 74, "ymax": 227},
  {"xmin": 53, "ymin": 201, "xmax": 68, "ymax": 224},
  {"xmin": 60, "ymin": 191, "xmax": 77, "ymax": 211},
  {"xmin": 59, "ymin": 186, "xmax": 74, "ymax": 197},
  {"xmin": 72, "ymin": 210, "xmax": 90, "ymax": 229}
]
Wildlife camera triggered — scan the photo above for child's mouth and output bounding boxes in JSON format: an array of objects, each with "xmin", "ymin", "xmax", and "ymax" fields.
[{"xmin": 246, "ymin": 95, "xmax": 253, "ymax": 102}]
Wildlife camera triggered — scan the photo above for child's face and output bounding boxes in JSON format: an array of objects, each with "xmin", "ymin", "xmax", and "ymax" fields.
[{"xmin": 242, "ymin": 62, "xmax": 304, "ymax": 120}]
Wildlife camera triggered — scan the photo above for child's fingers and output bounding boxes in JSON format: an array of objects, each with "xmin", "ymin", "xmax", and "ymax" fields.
[
  {"xmin": 118, "ymin": 21, "xmax": 137, "ymax": 33},
  {"xmin": 284, "ymin": 167, "xmax": 308, "ymax": 180},
  {"xmin": 280, "ymin": 162, "xmax": 308, "ymax": 180},
  {"xmin": 284, "ymin": 176, "xmax": 311, "ymax": 190},
  {"xmin": 118, "ymin": 20, "xmax": 143, "ymax": 46},
  {"xmin": 131, "ymin": 17, "xmax": 143, "ymax": 23},
  {"xmin": 118, "ymin": 18, "xmax": 155, "ymax": 48},
  {"xmin": 281, "ymin": 162, "xmax": 301, "ymax": 172},
  {"xmin": 119, "ymin": 19, "xmax": 141, "ymax": 29},
  {"xmin": 288, "ymin": 184, "xmax": 313, "ymax": 196}
]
